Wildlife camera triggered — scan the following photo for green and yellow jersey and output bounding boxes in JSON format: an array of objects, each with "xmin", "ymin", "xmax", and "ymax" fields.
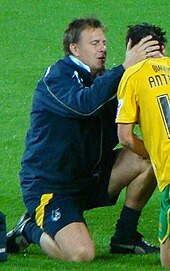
[{"xmin": 116, "ymin": 57, "xmax": 170, "ymax": 192}]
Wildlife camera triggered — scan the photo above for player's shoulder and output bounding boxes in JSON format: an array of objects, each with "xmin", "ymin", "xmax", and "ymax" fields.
[
  {"xmin": 121, "ymin": 60, "xmax": 146, "ymax": 83},
  {"xmin": 127, "ymin": 59, "xmax": 148, "ymax": 74},
  {"xmin": 122, "ymin": 58, "xmax": 164, "ymax": 80}
]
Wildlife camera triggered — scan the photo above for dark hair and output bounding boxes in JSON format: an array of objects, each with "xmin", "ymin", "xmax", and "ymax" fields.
[
  {"xmin": 126, "ymin": 22, "xmax": 167, "ymax": 49},
  {"xmin": 63, "ymin": 16, "xmax": 106, "ymax": 55}
]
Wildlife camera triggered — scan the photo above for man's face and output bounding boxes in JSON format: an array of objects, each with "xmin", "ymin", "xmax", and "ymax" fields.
[{"xmin": 71, "ymin": 27, "xmax": 106, "ymax": 75}]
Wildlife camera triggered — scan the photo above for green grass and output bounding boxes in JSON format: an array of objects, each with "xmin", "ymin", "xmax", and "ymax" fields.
[{"xmin": 1, "ymin": 0, "xmax": 170, "ymax": 270}]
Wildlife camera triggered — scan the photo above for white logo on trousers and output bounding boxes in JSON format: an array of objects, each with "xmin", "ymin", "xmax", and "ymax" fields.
[{"xmin": 51, "ymin": 208, "xmax": 61, "ymax": 222}]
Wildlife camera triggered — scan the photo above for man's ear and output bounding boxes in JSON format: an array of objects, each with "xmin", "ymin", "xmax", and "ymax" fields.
[{"xmin": 69, "ymin": 43, "xmax": 79, "ymax": 57}]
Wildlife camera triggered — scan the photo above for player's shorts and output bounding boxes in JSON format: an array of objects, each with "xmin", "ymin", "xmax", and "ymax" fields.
[
  {"xmin": 159, "ymin": 184, "xmax": 170, "ymax": 243},
  {"xmin": 24, "ymin": 149, "xmax": 120, "ymax": 239}
]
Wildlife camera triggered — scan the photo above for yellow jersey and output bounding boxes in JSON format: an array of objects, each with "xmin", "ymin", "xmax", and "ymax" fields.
[{"xmin": 116, "ymin": 57, "xmax": 170, "ymax": 192}]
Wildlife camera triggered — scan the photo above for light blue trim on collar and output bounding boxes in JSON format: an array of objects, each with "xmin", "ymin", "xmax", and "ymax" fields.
[{"xmin": 69, "ymin": 55, "xmax": 91, "ymax": 73}]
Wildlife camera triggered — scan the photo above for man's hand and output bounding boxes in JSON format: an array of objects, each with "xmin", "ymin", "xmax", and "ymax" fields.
[{"xmin": 123, "ymin": 35, "xmax": 160, "ymax": 70}]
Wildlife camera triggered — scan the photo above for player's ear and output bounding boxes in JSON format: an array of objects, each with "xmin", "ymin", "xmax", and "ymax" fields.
[
  {"xmin": 126, "ymin": 39, "xmax": 132, "ymax": 50},
  {"xmin": 161, "ymin": 45, "xmax": 166, "ymax": 56},
  {"xmin": 69, "ymin": 43, "xmax": 79, "ymax": 57}
]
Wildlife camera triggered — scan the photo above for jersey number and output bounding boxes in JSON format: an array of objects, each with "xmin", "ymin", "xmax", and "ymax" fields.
[{"xmin": 157, "ymin": 94, "xmax": 170, "ymax": 138}]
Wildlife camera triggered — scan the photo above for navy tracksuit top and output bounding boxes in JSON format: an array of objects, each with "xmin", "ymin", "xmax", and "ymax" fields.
[{"xmin": 20, "ymin": 55, "xmax": 124, "ymax": 197}]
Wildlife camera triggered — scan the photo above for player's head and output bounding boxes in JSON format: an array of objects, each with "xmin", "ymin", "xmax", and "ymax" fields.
[
  {"xmin": 126, "ymin": 22, "xmax": 167, "ymax": 53},
  {"xmin": 63, "ymin": 16, "xmax": 106, "ymax": 55}
]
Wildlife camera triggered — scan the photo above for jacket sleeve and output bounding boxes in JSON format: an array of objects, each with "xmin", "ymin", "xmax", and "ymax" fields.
[{"xmin": 33, "ymin": 64, "xmax": 124, "ymax": 118}]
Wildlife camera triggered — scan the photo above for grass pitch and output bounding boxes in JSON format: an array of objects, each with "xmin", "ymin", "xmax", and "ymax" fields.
[{"xmin": 1, "ymin": 0, "xmax": 170, "ymax": 270}]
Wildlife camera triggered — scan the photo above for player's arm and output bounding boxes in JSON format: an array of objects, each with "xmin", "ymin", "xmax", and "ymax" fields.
[{"xmin": 117, "ymin": 122, "xmax": 149, "ymax": 159}]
